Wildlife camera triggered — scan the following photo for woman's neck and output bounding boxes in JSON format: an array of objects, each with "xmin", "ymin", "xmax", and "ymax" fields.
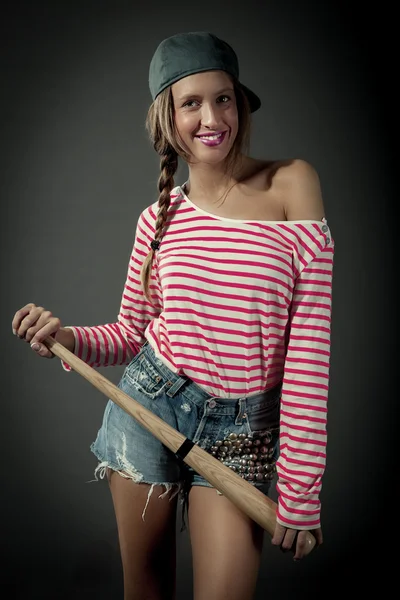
[{"xmin": 184, "ymin": 155, "xmax": 251, "ymax": 204}]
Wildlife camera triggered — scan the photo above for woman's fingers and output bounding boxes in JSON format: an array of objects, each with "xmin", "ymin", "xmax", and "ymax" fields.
[
  {"xmin": 281, "ymin": 528, "xmax": 297, "ymax": 552},
  {"xmin": 30, "ymin": 317, "xmax": 61, "ymax": 347},
  {"xmin": 293, "ymin": 531, "xmax": 309, "ymax": 560},
  {"xmin": 12, "ymin": 304, "xmax": 62, "ymax": 359},
  {"xmin": 12, "ymin": 303, "xmax": 37, "ymax": 335},
  {"xmin": 272, "ymin": 523, "xmax": 322, "ymax": 560},
  {"xmin": 30, "ymin": 341, "xmax": 54, "ymax": 358},
  {"xmin": 26, "ymin": 311, "xmax": 59, "ymax": 342},
  {"xmin": 14, "ymin": 305, "xmax": 45, "ymax": 339},
  {"xmin": 313, "ymin": 527, "xmax": 323, "ymax": 546},
  {"xmin": 24, "ymin": 309, "xmax": 55, "ymax": 342},
  {"xmin": 29, "ymin": 317, "xmax": 61, "ymax": 358},
  {"xmin": 271, "ymin": 523, "xmax": 294, "ymax": 550}
]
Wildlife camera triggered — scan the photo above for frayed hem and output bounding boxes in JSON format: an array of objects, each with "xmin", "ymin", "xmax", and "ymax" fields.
[
  {"xmin": 141, "ymin": 482, "xmax": 181, "ymax": 521},
  {"xmin": 88, "ymin": 459, "xmax": 181, "ymax": 521}
]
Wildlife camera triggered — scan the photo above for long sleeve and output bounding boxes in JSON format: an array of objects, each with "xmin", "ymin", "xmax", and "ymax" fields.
[
  {"xmin": 62, "ymin": 206, "xmax": 163, "ymax": 370},
  {"xmin": 276, "ymin": 230, "xmax": 335, "ymax": 530}
]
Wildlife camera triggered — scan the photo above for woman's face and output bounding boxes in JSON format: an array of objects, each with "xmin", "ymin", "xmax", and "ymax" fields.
[{"xmin": 171, "ymin": 70, "xmax": 239, "ymax": 165}]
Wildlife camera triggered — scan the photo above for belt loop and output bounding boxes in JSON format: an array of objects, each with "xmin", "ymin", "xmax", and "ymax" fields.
[
  {"xmin": 166, "ymin": 375, "xmax": 188, "ymax": 398},
  {"xmin": 235, "ymin": 398, "xmax": 247, "ymax": 425}
]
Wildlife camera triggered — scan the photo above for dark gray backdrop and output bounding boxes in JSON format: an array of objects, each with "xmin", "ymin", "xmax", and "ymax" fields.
[{"xmin": 1, "ymin": 0, "xmax": 395, "ymax": 598}]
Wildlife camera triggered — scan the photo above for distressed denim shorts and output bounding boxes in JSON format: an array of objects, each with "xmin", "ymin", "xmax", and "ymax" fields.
[{"xmin": 90, "ymin": 341, "xmax": 281, "ymax": 513}]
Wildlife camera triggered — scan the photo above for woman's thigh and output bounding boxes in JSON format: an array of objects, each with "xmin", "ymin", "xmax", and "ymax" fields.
[
  {"xmin": 188, "ymin": 486, "xmax": 264, "ymax": 600},
  {"xmin": 109, "ymin": 472, "xmax": 178, "ymax": 600}
]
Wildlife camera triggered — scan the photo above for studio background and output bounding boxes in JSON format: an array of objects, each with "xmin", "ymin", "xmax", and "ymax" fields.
[{"xmin": 1, "ymin": 1, "xmax": 394, "ymax": 597}]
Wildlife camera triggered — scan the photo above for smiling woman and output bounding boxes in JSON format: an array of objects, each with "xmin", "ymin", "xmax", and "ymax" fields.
[
  {"xmin": 172, "ymin": 72, "xmax": 238, "ymax": 160},
  {"xmin": 12, "ymin": 31, "xmax": 335, "ymax": 600}
]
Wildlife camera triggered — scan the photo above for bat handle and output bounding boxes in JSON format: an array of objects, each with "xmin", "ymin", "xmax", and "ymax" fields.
[{"xmin": 299, "ymin": 531, "xmax": 317, "ymax": 555}]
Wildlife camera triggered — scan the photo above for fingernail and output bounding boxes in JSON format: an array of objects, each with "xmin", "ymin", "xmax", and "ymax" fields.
[
  {"xmin": 12, "ymin": 328, "xmax": 16, "ymax": 335},
  {"xmin": 31, "ymin": 343, "xmax": 41, "ymax": 351}
]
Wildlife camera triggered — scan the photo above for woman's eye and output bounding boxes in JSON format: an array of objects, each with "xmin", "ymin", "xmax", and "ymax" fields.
[{"xmin": 182, "ymin": 95, "xmax": 231, "ymax": 107}]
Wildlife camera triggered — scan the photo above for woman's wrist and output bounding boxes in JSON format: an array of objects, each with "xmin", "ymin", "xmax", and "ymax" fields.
[{"xmin": 55, "ymin": 327, "xmax": 75, "ymax": 353}]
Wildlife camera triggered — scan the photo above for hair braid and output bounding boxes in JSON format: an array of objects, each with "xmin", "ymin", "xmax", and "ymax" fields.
[{"xmin": 141, "ymin": 146, "xmax": 178, "ymax": 304}]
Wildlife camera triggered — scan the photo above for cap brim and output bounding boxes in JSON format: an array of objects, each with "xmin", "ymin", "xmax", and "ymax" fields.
[{"xmin": 240, "ymin": 84, "xmax": 261, "ymax": 113}]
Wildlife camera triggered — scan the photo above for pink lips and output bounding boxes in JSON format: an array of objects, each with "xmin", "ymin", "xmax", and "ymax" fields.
[{"xmin": 195, "ymin": 131, "xmax": 227, "ymax": 147}]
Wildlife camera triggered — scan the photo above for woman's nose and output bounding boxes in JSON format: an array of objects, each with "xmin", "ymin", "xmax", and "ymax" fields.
[{"xmin": 200, "ymin": 103, "xmax": 220, "ymax": 129}]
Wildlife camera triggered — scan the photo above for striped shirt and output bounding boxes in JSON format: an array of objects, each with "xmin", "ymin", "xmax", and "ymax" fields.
[{"xmin": 65, "ymin": 185, "xmax": 335, "ymax": 529}]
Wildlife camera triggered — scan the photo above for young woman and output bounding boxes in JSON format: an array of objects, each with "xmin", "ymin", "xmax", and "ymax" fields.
[{"xmin": 12, "ymin": 32, "xmax": 334, "ymax": 600}]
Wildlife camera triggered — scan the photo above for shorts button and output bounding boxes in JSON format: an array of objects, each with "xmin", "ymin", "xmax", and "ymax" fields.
[{"xmin": 209, "ymin": 400, "xmax": 216, "ymax": 408}]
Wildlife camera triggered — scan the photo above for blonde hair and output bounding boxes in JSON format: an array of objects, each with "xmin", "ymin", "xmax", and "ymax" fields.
[{"xmin": 141, "ymin": 80, "xmax": 252, "ymax": 304}]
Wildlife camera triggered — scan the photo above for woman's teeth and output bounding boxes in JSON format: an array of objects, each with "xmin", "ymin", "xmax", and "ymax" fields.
[
  {"xmin": 199, "ymin": 133, "xmax": 222, "ymax": 140},
  {"xmin": 196, "ymin": 131, "xmax": 227, "ymax": 146}
]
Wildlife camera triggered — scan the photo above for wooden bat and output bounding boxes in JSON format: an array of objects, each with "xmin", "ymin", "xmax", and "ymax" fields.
[{"xmin": 43, "ymin": 336, "xmax": 316, "ymax": 555}]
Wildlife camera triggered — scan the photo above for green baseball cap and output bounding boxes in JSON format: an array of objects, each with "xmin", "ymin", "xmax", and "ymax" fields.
[{"xmin": 149, "ymin": 31, "xmax": 261, "ymax": 113}]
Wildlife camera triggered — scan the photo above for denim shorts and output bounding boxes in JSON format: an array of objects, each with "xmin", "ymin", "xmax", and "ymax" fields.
[{"xmin": 90, "ymin": 341, "xmax": 281, "ymax": 515}]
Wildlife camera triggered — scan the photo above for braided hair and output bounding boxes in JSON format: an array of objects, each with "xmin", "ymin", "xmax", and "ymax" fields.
[{"xmin": 140, "ymin": 147, "xmax": 177, "ymax": 303}]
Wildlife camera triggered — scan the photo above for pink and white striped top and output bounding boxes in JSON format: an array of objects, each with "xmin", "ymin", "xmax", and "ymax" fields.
[{"xmin": 65, "ymin": 185, "xmax": 335, "ymax": 529}]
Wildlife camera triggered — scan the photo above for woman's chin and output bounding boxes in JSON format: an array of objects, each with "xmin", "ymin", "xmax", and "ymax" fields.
[{"xmin": 190, "ymin": 147, "xmax": 232, "ymax": 166}]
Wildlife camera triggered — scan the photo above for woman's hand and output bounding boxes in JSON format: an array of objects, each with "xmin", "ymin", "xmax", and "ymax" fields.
[
  {"xmin": 271, "ymin": 522, "xmax": 323, "ymax": 560},
  {"xmin": 12, "ymin": 302, "xmax": 63, "ymax": 358}
]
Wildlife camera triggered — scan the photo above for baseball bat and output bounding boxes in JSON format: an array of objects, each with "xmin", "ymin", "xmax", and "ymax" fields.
[{"xmin": 43, "ymin": 336, "xmax": 316, "ymax": 555}]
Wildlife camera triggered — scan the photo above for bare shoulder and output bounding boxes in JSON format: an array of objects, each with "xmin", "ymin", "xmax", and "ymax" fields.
[{"xmin": 269, "ymin": 158, "xmax": 326, "ymax": 221}]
